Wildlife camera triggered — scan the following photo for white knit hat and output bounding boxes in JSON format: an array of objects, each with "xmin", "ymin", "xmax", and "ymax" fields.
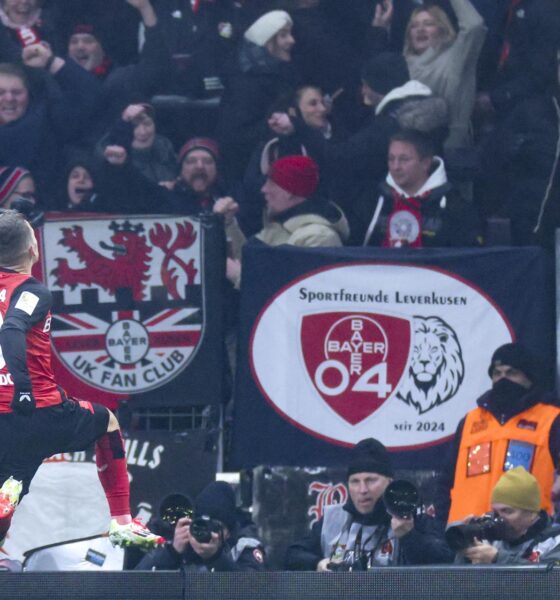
[{"xmin": 244, "ymin": 10, "xmax": 293, "ymax": 47}]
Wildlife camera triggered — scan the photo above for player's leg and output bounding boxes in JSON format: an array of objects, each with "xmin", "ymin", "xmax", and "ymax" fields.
[
  {"xmin": 47, "ymin": 398, "xmax": 163, "ymax": 550},
  {"xmin": 94, "ymin": 408, "xmax": 164, "ymax": 549},
  {"xmin": 95, "ymin": 410, "xmax": 130, "ymax": 525},
  {"xmin": 0, "ymin": 414, "xmax": 41, "ymax": 546}
]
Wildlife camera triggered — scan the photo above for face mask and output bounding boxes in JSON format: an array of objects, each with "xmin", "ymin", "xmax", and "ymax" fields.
[{"xmin": 489, "ymin": 378, "xmax": 528, "ymax": 413}]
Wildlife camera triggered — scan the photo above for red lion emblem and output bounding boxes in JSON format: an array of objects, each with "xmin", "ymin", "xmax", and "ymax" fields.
[{"xmin": 51, "ymin": 221, "xmax": 151, "ymax": 301}]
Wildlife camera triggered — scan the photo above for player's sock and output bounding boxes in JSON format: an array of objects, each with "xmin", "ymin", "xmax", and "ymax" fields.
[{"xmin": 95, "ymin": 430, "xmax": 130, "ymax": 519}]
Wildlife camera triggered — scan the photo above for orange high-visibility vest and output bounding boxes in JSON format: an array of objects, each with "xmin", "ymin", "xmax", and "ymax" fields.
[{"xmin": 448, "ymin": 403, "xmax": 560, "ymax": 523}]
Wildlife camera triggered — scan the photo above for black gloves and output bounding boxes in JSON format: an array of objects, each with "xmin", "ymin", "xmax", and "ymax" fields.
[{"xmin": 11, "ymin": 388, "xmax": 35, "ymax": 416}]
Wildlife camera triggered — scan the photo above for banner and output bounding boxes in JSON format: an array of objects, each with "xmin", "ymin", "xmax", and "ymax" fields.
[
  {"xmin": 33, "ymin": 213, "xmax": 226, "ymax": 408},
  {"xmin": 231, "ymin": 245, "xmax": 554, "ymax": 470}
]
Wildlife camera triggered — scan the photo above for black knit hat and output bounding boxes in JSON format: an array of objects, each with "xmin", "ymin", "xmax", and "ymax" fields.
[
  {"xmin": 347, "ymin": 438, "xmax": 393, "ymax": 479},
  {"xmin": 488, "ymin": 343, "xmax": 536, "ymax": 382},
  {"xmin": 193, "ymin": 481, "xmax": 237, "ymax": 532},
  {"xmin": 361, "ymin": 52, "xmax": 410, "ymax": 95}
]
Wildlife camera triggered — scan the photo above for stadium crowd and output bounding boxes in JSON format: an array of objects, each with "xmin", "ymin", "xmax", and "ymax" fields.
[
  {"xmin": 0, "ymin": 0, "xmax": 559, "ymax": 249},
  {"xmin": 1, "ymin": 0, "xmax": 560, "ymax": 574}
]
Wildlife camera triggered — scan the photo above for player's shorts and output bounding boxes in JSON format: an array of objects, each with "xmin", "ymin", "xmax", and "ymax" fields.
[{"xmin": 0, "ymin": 398, "xmax": 110, "ymax": 496}]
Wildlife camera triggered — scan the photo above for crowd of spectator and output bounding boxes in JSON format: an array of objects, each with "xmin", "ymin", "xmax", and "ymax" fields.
[{"xmin": 1, "ymin": 0, "xmax": 560, "ymax": 251}]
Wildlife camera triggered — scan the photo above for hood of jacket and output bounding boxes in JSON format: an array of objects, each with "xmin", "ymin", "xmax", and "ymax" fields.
[
  {"xmin": 375, "ymin": 81, "xmax": 449, "ymax": 135},
  {"xmin": 375, "ymin": 80, "xmax": 432, "ymax": 115},
  {"xmin": 385, "ymin": 156, "xmax": 448, "ymax": 198},
  {"xmin": 276, "ymin": 198, "xmax": 350, "ymax": 241}
]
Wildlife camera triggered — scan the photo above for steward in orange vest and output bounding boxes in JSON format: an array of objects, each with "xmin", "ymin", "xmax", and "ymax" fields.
[{"xmin": 434, "ymin": 343, "xmax": 560, "ymax": 524}]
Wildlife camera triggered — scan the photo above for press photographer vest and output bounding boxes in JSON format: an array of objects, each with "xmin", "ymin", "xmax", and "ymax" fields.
[
  {"xmin": 320, "ymin": 504, "xmax": 397, "ymax": 567},
  {"xmin": 448, "ymin": 404, "xmax": 560, "ymax": 523}
]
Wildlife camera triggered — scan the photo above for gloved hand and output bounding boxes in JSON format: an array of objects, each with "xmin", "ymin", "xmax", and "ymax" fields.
[{"xmin": 11, "ymin": 388, "xmax": 36, "ymax": 416}]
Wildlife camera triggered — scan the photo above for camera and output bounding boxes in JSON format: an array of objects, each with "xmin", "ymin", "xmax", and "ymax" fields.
[
  {"xmin": 189, "ymin": 515, "xmax": 223, "ymax": 543},
  {"xmin": 327, "ymin": 553, "xmax": 368, "ymax": 572},
  {"xmin": 160, "ymin": 493, "xmax": 193, "ymax": 527},
  {"xmin": 383, "ymin": 479, "xmax": 420, "ymax": 518},
  {"xmin": 445, "ymin": 514, "xmax": 506, "ymax": 551}
]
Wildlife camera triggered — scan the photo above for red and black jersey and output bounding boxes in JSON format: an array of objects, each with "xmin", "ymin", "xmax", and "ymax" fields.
[{"xmin": 0, "ymin": 268, "xmax": 62, "ymax": 413}]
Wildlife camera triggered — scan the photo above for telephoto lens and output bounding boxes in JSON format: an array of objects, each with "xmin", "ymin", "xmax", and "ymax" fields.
[
  {"xmin": 445, "ymin": 514, "xmax": 507, "ymax": 551},
  {"xmin": 383, "ymin": 480, "xmax": 420, "ymax": 519}
]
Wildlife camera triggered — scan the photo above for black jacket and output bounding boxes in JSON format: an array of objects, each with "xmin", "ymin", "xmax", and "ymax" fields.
[
  {"xmin": 361, "ymin": 159, "xmax": 481, "ymax": 248},
  {"xmin": 484, "ymin": 94, "xmax": 560, "ymax": 245},
  {"xmin": 488, "ymin": 0, "xmax": 560, "ymax": 112},
  {"xmin": 217, "ymin": 40, "xmax": 299, "ymax": 181},
  {"xmin": 135, "ymin": 522, "xmax": 266, "ymax": 572}
]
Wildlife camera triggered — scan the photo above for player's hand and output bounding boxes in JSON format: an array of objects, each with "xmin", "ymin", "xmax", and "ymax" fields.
[{"xmin": 11, "ymin": 388, "xmax": 36, "ymax": 416}]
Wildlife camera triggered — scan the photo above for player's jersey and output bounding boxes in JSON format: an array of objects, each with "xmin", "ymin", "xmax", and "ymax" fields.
[{"xmin": 0, "ymin": 268, "xmax": 62, "ymax": 412}]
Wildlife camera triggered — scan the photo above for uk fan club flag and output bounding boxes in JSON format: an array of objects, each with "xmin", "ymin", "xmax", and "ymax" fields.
[{"xmin": 33, "ymin": 214, "xmax": 215, "ymax": 405}]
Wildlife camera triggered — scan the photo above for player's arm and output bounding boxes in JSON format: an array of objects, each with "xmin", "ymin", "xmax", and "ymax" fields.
[{"xmin": 0, "ymin": 279, "xmax": 51, "ymax": 415}]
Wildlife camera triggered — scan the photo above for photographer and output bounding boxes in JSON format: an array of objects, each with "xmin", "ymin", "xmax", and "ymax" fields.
[
  {"xmin": 453, "ymin": 467, "xmax": 560, "ymax": 565},
  {"xmin": 436, "ymin": 343, "xmax": 560, "ymax": 525},
  {"xmin": 135, "ymin": 481, "xmax": 266, "ymax": 572},
  {"xmin": 285, "ymin": 438, "xmax": 453, "ymax": 571}
]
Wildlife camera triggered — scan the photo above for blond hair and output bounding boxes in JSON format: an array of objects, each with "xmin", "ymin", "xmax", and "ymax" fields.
[{"xmin": 404, "ymin": 6, "xmax": 457, "ymax": 56}]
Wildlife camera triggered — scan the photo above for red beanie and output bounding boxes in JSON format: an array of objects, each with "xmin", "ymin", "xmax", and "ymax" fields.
[
  {"xmin": 178, "ymin": 137, "xmax": 220, "ymax": 165},
  {"xmin": 269, "ymin": 155, "xmax": 319, "ymax": 197}
]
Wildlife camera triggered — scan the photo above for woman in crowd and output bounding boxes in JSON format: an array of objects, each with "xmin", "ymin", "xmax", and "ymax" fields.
[
  {"xmin": 217, "ymin": 9, "xmax": 298, "ymax": 182},
  {"xmin": 97, "ymin": 103, "xmax": 177, "ymax": 185}
]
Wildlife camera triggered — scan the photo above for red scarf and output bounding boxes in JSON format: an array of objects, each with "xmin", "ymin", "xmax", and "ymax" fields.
[
  {"xmin": 15, "ymin": 26, "xmax": 39, "ymax": 47},
  {"xmin": 93, "ymin": 56, "xmax": 113, "ymax": 80},
  {"xmin": 498, "ymin": 0, "xmax": 524, "ymax": 69},
  {"xmin": 382, "ymin": 192, "xmax": 424, "ymax": 248}
]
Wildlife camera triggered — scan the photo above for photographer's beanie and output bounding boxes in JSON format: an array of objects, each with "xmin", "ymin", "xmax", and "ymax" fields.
[
  {"xmin": 347, "ymin": 438, "xmax": 394, "ymax": 479},
  {"xmin": 491, "ymin": 467, "xmax": 541, "ymax": 512},
  {"xmin": 194, "ymin": 481, "xmax": 237, "ymax": 531}
]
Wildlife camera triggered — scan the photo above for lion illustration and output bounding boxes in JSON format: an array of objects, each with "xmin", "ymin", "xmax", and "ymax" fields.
[{"xmin": 396, "ymin": 316, "xmax": 464, "ymax": 414}]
